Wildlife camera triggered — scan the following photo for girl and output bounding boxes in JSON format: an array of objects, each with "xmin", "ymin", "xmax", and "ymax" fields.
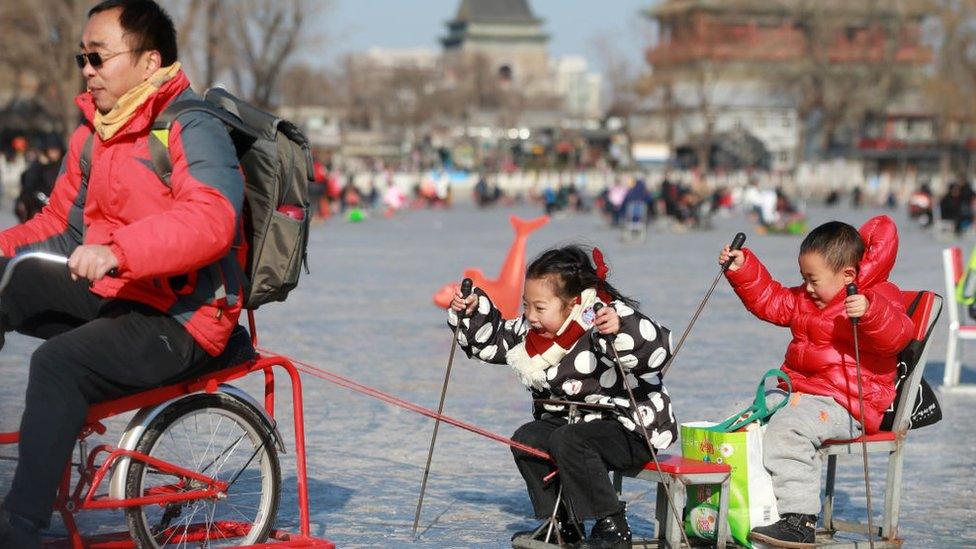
[{"xmin": 449, "ymin": 245, "xmax": 676, "ymax": 548}]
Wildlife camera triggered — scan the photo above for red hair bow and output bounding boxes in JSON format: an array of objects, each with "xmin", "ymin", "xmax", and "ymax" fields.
[{"xmin": 592, "ymin": 247, "xmax": 609, "ymax": 280}]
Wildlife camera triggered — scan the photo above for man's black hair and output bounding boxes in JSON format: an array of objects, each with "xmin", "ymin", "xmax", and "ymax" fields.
[
  {"xmin": 88, "ymin": 0, "xmax": 178, "ymax": 66},
  {"xmin": 800, "ymin": 221, "xmax": 865, "ymax": 272}
]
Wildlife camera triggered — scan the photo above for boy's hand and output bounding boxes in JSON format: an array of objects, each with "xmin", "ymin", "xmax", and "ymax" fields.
[
  {"xmin": 595, "ymin": 305, "xmax": 620, "ymax": 335},
  {"xmin": 845, "ymin": 293, "xmax": 869, "ymax": 320},
  {"xmin": 451, "ymin": 287, "xmax": 478, "ymax": 315},
  {"xmin": 719, "ymin": 245, "xmax": 745, "ymax": 271}
]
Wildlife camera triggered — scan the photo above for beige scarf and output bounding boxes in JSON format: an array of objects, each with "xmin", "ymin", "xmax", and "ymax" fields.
[{"xmin": 93, "ymin": 62, "xmax": 182, "ymax": 141}]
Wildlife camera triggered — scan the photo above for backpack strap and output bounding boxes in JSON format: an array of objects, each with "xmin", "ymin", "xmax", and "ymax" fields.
[
  {"xmin": 79, "ymin": 133, "xmax": 94, "ymax": 186},
  {"xmin": 148, "ymin": 101, "xmax": 246, "ymax": 304},
  {"xmin": 60, "ymin": 133, "xmax": 96, "ymax": 246},
  {"xmin": 149, "ymin": 99, "xmax": 253, "ymax": 187}
]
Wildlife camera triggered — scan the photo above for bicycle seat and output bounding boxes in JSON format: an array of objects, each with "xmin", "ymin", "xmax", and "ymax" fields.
[
  {"xmin": 209, "ymin": 324, "xmax": 257, "ymax": 370},
  {"xmin": 181, "ymin": 324, "xmax": 256, "ymax": 379}
]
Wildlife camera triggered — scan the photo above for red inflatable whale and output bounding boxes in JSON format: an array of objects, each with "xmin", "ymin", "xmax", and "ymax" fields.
[{"xmin": 433, "ymin": 214, "xmax": 549, "ymax": 319}]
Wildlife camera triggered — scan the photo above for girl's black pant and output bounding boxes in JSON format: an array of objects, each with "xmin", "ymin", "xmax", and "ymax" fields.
[{"xmin": 511, "ymin": 416, "xmax": 652, "ymax": 521}]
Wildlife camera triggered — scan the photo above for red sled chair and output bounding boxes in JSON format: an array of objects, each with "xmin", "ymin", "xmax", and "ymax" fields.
[
  {"xmin": 817, "ymin": 290, "xmax": 942, "ymax": 548},
  {"xmin": 0, "ymin": 252, "xmax": 333, "ymax": 548}
]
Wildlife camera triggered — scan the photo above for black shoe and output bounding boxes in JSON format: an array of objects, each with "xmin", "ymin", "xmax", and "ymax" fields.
[
  {"xmin": 0, "ymin": 508, "xmax": 42, "ymax": 549},
  {"xmin": 749, "ymin": 513, "xmax": 817, "ymax": 548},
  {"xmin": 578, "ymin": 505, "xmax": 631, "ymax": 549},
  {"xmin": 511, "ymin": 519, "xmax": 584, "ymax": 546}
]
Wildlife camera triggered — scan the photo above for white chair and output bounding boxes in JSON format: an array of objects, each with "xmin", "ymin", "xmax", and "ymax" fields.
[
  {"xmin": 942, "ymin": 246, "xmax": 976, "ymax": 388},
  {"xmin": 819, "ymin": 290, "xmax": 942, "ymax": 547}
]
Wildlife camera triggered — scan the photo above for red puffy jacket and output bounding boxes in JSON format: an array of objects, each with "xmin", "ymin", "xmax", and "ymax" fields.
[
  {"xmin": 0, "ymin": 70, "xmax": 245, "ymax": 355},
  {"xmin": 725, "ymin": 215, "xmax": 914, "ymax": 433}
]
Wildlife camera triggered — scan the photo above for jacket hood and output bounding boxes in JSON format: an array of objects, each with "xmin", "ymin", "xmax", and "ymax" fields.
[
  {"xmin": 856, "ymin": 215, "xmax": 898, "ymax": 290},
  {"xmin": 75, "ymin": 69, "xmax": 191, "ymax": 141}
]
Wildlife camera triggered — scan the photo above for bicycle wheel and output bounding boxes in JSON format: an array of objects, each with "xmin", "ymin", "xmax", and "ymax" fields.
[{"xmin": 124, "ymin": 393, "xmax": 281, "ymax": 547}]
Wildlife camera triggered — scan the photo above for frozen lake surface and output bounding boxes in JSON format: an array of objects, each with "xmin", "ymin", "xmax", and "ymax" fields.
[{"xmin": 1, "ymin": 203, "xmax": 974, "ymax": 547}]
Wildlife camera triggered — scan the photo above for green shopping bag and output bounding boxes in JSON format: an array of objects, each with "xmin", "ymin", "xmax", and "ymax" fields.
[{"xmin": 681, "ymin": 369, "xmax": 792, "ymax": 547}]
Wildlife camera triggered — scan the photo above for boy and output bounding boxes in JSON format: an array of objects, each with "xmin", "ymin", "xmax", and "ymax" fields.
[{"xmin": 719, "ymin": 216, "xmax": 914, "ymax": 548}]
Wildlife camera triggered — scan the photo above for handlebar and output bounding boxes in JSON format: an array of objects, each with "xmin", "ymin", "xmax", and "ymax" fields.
[{"xmin": 0, "ymin": 252, "xmax": 69, "ymax": 295}]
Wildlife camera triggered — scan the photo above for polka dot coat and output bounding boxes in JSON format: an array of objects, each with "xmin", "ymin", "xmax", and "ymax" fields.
[{"xmin": 448, "ymin": 288, "xmax": 678, "ymax": 450}]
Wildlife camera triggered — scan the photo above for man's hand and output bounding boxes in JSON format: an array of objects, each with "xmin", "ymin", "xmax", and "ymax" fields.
[
  {"xmin": 595, "ymin": 304, "xmax": 620, "ymax": 335},
  {"xmin": 845, "ymin": 293, "xmax": 869, "ymax": 320},
  {"xmin": 719, "ymin": 245, "xmax": 745, "ymax": 271},
  {"xmin": 68, "ymin": 245, "xmax": 119, "ymax": 282}
]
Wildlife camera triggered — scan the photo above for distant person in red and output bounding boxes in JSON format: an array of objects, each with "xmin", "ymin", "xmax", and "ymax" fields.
[
  {"xmin": 907, "ymin": 184, "xmax": 933, "ymax": 228},
  {"xmin": 309, "ymin": 158, "xmax": 329, "ymax": 220}
]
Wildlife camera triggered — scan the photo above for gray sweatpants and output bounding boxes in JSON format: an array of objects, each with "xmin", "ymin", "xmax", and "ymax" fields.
[{"xmin": 763, "ymin": 392, "xmax": 861, "ymax": 515}]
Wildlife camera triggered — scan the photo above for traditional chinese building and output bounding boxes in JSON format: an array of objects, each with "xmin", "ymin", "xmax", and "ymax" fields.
[
  {"xmin": 440, "ymin": 0, "xmax": 551, "ymax": 97},
  {"xmin": 640, "ymin": 0, "xmax": 931, "ymax": 171}
]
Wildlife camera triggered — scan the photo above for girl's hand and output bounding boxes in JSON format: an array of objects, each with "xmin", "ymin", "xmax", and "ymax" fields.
[
  {"xmin": 595, "ymin": 305, "xmax": 620, "ymax": 335},
  {"xmin": 451, "ymin": 287, "xmax": 478, "ymax": 315},
  {"xmin": 845, "ymin": 293, "xmax": 869, "ymax": 320},
  {"xmin": 719, "ymin": 245, "xmax": 744, "ymax": 271}
]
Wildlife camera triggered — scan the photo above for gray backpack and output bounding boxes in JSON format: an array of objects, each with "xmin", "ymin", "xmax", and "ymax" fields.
[
  {"xmin": 78, "ymin": 88, "xmax": 312, "ymax": 308},
  {"xmin": 147, "ymin": 87, "xmax": 312, "ymax": 309}
]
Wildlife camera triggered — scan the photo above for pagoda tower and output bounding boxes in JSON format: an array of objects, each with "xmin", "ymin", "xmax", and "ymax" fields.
[{"xmin": 441, "ymin": 0, "xmax": 550, "ymax": 94}]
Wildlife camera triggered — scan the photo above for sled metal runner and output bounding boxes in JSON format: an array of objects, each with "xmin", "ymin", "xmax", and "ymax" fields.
[{"xmin": 513, "ymin": 534, "xmax": 895, "ymax": 548}]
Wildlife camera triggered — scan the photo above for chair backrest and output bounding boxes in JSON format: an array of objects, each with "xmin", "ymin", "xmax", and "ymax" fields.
[
  {"xmin": 887, "ymin": 291, "xmax": 942, "ymax": 433},
  {"xmin": 943, "ymin": 247, "xmax": 963, "ymax": 328}
]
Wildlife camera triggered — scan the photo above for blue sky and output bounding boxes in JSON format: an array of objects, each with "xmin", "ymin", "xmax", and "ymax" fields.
[{"xmin": 314, "ymin": 0, "xmax": 658, "ymax": 75}]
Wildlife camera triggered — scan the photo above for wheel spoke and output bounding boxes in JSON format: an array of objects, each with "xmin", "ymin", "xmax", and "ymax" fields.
[{"xmin": 124, "ymin": 397, "xmax": 280, "ymax": 547}]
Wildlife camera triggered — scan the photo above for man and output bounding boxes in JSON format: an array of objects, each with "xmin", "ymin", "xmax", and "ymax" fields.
[
  {"xmin": 15, "ymin": 135, "xmax": 65, "ymax": 222},
  {"xmin": 0, "ymin": 1, "xmax": 245, "ymax": 545}
]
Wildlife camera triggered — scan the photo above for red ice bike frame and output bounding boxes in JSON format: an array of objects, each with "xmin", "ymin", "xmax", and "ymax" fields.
[{"xmin": 0, "ymin": 252, "xmax": 333, "ymax": 548}]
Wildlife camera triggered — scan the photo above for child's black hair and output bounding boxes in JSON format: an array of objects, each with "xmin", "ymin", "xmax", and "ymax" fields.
[
  {"xmin": 525, "ymin": 245, "xmax": 639, "ymax": 309},
  {"xmin": 800, "ymin": 221, "xmax": 865, "ymax": 272}
]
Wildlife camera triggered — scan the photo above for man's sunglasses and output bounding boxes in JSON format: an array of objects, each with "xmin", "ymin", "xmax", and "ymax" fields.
[{"xmin": 75, "ymin": 50, "xmax": 137, "ymax": 69}]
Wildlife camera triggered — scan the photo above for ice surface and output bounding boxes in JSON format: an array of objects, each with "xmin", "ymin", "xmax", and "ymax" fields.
[{"xmin": 0, "ymin": 204, "xmax": 973, "ymax": 547}]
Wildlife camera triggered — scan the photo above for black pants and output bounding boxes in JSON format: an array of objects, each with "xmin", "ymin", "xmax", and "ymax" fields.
[
  {"xmin": 0, "ymin": 258, "xmax": 209, "ymax": 527},
  {"xmin": 511, "ymin": 417, "xmax": 652, "ymax": 521}
]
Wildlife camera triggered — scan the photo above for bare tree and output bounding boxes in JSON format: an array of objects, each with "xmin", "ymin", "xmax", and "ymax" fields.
[
  {"xmin": 634, "ymin": 70, "xmax": 679, "ymax": 154},
  {"xmin": 592, "ymin": 33, "xmax": 640, "ymax": 119},
  {"xmin": 643, "ymin": 3, "xmax": 738, "ymax": 171},
  {"xmin": 925, "ymin": 0, "xmax": 976, "ymax": 179},
  {"xmin": 166, "ymin": 0, "xmax": 229, "ymax": 91},
  {"xmin": 223, "ymin": 0, "xmax": 323, "ymax": 109},
  {"xmin": 279, "ymin": 62, "xmax": 335, "ymax": 108},
  {"xmin": 170, "ymin": 0, "xmax": 325, "ymax": 108},
  {"xmin": 784, "ymin": 0, "xmax": 920, "ymax": 161},
  {"xmin": 0, "ymin": 0, "xmax": 89, "ymax": 141}
]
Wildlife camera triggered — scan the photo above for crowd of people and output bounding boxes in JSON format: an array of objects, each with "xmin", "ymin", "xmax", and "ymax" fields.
[
  {"xmin": 596, "ymin": 177, "xmax": 720, "ymax": 232},
  {"xmin": 308, "ymin": 161, "xmax": 467, "ymax": 222},
  {"xmin": 901, "ymin": 180, "xmax": 975, "ymax": 235}
]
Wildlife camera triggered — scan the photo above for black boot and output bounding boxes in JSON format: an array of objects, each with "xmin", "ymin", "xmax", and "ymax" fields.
[
  {"xmin": 511, "ymin": 509, "xmax": 584, "ymax": 547},
  {"xmin": 749, "ymin": 513, "xmax": 817, "ymax": 548},
  {"xmin": 0, "ymin": 508, "xmax": 42, "ymax": 549},
  {"xmin": 578, "ymin": 504, "xmax": 631, "ymax": 549}
]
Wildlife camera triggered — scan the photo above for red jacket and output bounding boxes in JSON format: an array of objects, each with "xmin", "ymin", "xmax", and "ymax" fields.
[
  {"xmin": 725, "ymin": 216, "xmax": 914, "ymax": 433},
  {"xmin": 0, "ymin": 70, "xmax": 245, "ymax": 355}
]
